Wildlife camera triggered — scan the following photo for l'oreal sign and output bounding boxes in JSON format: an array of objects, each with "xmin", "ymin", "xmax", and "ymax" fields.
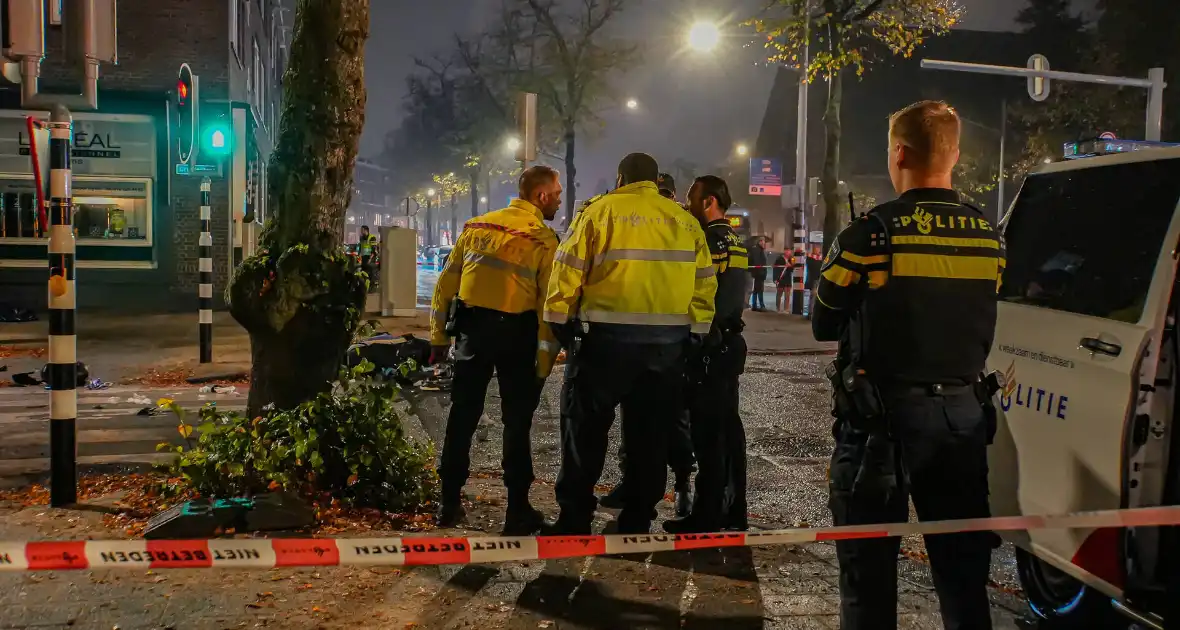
[{"xmin": 18, "ymin": 130, "xmax": 123, "ymax": 159}]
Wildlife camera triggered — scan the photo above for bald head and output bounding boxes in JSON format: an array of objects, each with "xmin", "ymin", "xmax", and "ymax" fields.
[{"xmin": 617, "ymin": 153, "xmax": 659, "ymax": 188}]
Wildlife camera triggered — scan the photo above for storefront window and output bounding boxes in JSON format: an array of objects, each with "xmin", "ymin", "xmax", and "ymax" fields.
[{"xmin": 0, "ymin": 176, "xmax": 152, "ymax": 246}]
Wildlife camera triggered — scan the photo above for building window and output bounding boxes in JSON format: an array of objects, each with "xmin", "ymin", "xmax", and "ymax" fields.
[
  {"xmin": 232, "ymin": 0, "xmax": 249, "ymax": 67},
  {"xmin": 1, "ymin": 177, "xmax": 153, "ymax": 246}
]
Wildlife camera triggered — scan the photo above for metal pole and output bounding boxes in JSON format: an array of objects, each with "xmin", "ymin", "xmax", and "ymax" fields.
[
  {"xmin": 47, "ymin": 104, "xmax": 76, "ymax": 507},
  {"xmin": 792, "ymin": 8, "xmax": 809, "ymax": 317},
  {"xmin": 1148, "ymin": 67, "xmax": 1166, "ymax": 142},
  {"xmin": 920, "ymin": 59, "xmax": 1157, "ymax": 88},
  {"xmin": 198, "ymin": 178, "xmax": 213, "ymax": 363},
  {"xmin": 997, "ymin": 99, "xmax": 1007, "ymax": 215},
  {"xmin": 426, "ymin": 198, "xmax": 433, "ymax": 245}
]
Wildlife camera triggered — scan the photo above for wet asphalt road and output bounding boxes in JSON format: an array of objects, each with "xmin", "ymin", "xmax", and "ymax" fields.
[{"xmin": 411, "ymin": 354, "xmax": 1028, "ymax": 622}]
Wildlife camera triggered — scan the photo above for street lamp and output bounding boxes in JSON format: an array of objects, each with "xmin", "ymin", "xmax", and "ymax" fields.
[
  {"xmin": 505, "ymin": 137, "xmax": 522, "ymax": 153},
  {"xmin": 625, "ymin": 98, "xmax": 639, "ymax": 110},
  {"xmin": 480, "ymin": 196, "xmax": 488, "ymax": 204},
  {"xmin": 735, "ymin": 143, "xmax": 749, "ymax": 157},
  {"xmin": 687, "ymin": 21, "xmax": 721, "ymax": 53},
  {"xmin": 427, "ymin": 188, "xmax": 437, "ymax": 197}
]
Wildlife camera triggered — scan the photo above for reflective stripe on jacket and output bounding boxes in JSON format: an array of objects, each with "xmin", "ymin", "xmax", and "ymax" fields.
[
  {"xmin": 429, "ymin": 199, "xmax": 560, "ymax": 377},
  {"xmin": 543, "ymin": 181, "xmax": 717, "ymax": 341},
  {"xmin": 359, "ymin": 234, "xmax": 377, "ymax": 256}
]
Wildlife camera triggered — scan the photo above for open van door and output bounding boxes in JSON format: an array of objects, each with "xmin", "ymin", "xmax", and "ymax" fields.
[{"xmin": 988, "ymin": 153, "xmax": 1180, "ymax": 620}]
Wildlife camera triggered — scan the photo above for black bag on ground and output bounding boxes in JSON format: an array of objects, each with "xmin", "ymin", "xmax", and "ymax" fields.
[{"xmin": 345, "ymin": 333, "xmax": 432, "ymax": 382}]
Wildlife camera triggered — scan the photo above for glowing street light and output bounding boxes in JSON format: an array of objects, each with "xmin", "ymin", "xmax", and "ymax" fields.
[
  {"xmin": 625, "ymin": 98, "xmax": 639, "ymax": 110},
  {"xmin": 687, "ymin": 21, "xmax": 721, "ymax": 53},
  {"xmin": 479, "ymin": 196, "xmax": 488, "ymax": 204},
  {"xmin": 735, "ymin": 143, "xmax": 749, "ymax": 157},
  {"xmin": 506, "ymin": 137, "xmax": 522, "ymax": 152},
  {"xmin": 427, "ymin": 188, "xmax": 437, "ymax": 197}
]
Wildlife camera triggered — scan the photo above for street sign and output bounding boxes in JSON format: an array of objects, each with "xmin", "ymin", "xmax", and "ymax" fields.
[
  {"xmin": 1027, "ymin": 54, "xmax": 1050, "ymax": 102},
  {"xmin": 1099, "ymin": 131, "xmax": 1117, "ymax": 140},
  {"xmin": 748, "ymin": 157, "xmax": 783, "ymax": 196},
  {"xmin": 808, "ymin": 231, "xmax": 823, "ymax": 244},
  {"xmin": 175, "ymin": 162, "xmax": 222, "ymax": 177}
]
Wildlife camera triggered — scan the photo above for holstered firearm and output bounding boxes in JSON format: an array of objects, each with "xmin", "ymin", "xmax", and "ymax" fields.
[
  {"xmin": 826, "ymin": 359, "xmax": 886, "ymax": 433},
  {"xmin": 444, "ymin": 298, "xmax": 465, "ymax": 337},
  {"xmin": 974, "ymin": 370, "xmax": 1005, "ymax": 445}
]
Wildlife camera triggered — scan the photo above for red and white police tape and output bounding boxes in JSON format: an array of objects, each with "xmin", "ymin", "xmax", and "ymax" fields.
[{"xmin": 3, "ymin": 505, "xmax": 1180, "ymax": 572}]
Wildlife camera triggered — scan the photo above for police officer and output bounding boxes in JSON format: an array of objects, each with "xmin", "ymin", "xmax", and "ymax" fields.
[
  {"xmin": 545, "ymin": 153, "xmax": 717, "ymax": 534},
  {"xmin": 813, "ymin": 100, "xmax": 1004, "ymax": 630},
  {"xmin": 599, "ymin": 171, "xmax": 697, "ymax": 517},
  {"xmin": 358, "ymin": 225, "xmax": 378, "ymax": 289},
  {"xmin": 430, "ymin": 165, "xmax": 562, "ymax": 535},
  {"xmin": 665, "ymin": 175, "xmax": 749, "ymax": 534}
]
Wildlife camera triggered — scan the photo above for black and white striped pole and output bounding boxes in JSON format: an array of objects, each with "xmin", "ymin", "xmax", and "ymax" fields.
[
  {"xmin": 46, "ymin": 106, "xmax": 77, "ymax": 507},
  {"xmin": 199, "ymin": 177, "xmax": 213, "ymax": 363}
]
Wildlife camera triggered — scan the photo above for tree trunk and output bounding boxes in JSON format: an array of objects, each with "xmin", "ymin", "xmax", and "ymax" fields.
[
  {"xmin": 820, "ymin": 72, "xmax": 844, "ymax": 256},
  {"xmin": 450, "ymin": 194, "xmax": 457, "ymax": 241},
  {"xmin": 469, "ymin": 170, "xmax": 479, "ymax": 218},
  {"xmin": 227, "ymin": 0, "xmax": 369, "ymax": 419},
  {"xmin": 563, "ymin": 125, "xmax": 576, "ymax": 226}
]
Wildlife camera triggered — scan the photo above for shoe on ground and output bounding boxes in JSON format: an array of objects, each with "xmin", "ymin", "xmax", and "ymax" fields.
[
  {"xmin": 435, "ymin": 502, "xmax": 466, "ymax": 528},
  {"xmin": 502, "ymin": 505, "xmax": 546, "ymax": 536},
  {"xmin": 674, "ymin": 481, "xmax": 693, "ymax": 518},
  {"xmin": 598, "ymin": 484, "xmax": 625, "ymax": 510}
]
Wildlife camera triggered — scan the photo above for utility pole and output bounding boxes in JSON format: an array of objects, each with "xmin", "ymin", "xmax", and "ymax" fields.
[
  {"xmin": 4, "ymin": 0, "xmax": 119, "ymax": 507},
  {"xmin": 791, "ymin": 3, "xmax": 810, "ymax": 317}
]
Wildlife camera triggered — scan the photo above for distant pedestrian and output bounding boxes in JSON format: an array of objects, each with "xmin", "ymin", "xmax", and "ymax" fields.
[
  {"xmin": 748, "ymin": 237, "xmax": 768, "ymax": 311},
  {"xmin": 772, "ymin": 251, "xmax": 790, "ymax": 312},
  {"xmin": 358, "ymin": 226, "xmax": 378, "ymax": 290}
]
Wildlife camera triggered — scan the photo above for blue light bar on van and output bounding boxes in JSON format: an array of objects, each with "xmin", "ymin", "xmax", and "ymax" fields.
[{"xmin": 1063, "ymin": 139, "xmax": 1180, "ymax": 159}]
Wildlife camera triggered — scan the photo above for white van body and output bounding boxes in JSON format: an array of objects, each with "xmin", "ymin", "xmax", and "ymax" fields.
[{"xmin": 987, "ymin": 146, "xmax": 1180, "ymax": 626}]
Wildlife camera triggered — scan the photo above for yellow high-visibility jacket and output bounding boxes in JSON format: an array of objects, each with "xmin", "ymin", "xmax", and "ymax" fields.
[
  {"xmin": 544, "ymin": 181, "xmax": 717, "ymax": 341},
  {"xmin": 429, "ymin": 199, "xmax": 560, "ymax": 378}
]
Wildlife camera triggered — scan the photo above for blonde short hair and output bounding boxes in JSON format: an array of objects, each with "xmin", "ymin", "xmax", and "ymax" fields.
[{"xmin": 889, "ymin": 100, "xmax": 961, "ymax": 172}]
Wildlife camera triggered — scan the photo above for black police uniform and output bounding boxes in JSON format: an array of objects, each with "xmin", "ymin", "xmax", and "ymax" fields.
[
  {"xmin": 667, "ymin": 218, "xmax": 750, "ymax": 532},
  {"xmin": 812, "ymin": 188, "xmax": 1005, "ymax": 630},
  {"xmin": 601, "ymin": 174, "xmax": 697, "ymax": 513}
]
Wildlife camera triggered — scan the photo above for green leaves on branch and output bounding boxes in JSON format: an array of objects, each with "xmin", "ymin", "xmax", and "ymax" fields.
[
  {"xmin": 746, "ymin": 0, "xmax": 962, "ymax": 80},
  {"xmin": 158, "ymin": 361, "xmax": 438, "ymax": 512}
]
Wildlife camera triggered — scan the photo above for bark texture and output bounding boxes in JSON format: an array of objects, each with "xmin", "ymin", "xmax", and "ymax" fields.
[
  {"xmin": 563, "ymin": 126, "xmax": 576, "ymax": 226},
  {"xmin": 227, "ymin": 0, "xmax": 370, "ymax": 418}
]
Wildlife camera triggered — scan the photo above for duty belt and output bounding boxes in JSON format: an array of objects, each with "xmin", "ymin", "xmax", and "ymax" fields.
[{"xmin": 890, "ymin": 382, "xmax": 974, "ymax": 397}]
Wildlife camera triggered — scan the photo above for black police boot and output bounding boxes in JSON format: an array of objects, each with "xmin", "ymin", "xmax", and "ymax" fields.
[
  {"xmin": 598, "ymin": 484, "xmax": 625, "ymax": 510},
  {"xmin": 435, "ymin": 502, "xmax": 466, "ymax": 528},
  {"xmin": 502, "ymin": 502, "xmax": 546, "ymax": 536},
  {"xmin": 674, "ymin": 476, "xmax": 693, "ymax": 518}
]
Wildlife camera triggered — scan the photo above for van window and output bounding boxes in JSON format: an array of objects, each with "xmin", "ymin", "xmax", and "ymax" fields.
[{"xmin": 999, "ymin": 157, "xmax": 1180, "ymax": 323}]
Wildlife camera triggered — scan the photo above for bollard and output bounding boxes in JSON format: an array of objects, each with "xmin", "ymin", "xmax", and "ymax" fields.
[
  {"xmin": 47, "ymin": 105, "xmax": 77, "ymax": 507},
  {"xmin": 791, "ymin": 213, "xmax": 806, "ymax": 316},
  {"xmin": 199, "ymin": 177, "xmax": 213, "ymax": 363}
]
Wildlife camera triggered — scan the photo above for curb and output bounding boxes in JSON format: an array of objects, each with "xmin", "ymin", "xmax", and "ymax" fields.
[{"xmin": 747, "ymin": 348, "xmax": 836, "ymax": 357}]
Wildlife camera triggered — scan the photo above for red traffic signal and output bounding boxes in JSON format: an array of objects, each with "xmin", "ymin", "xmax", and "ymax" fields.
[{"xmin": 177, "ymin": 63, "xmax": 197, "ymax": 165}]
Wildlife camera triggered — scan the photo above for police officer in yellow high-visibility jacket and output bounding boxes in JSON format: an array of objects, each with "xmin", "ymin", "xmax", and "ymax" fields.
[
  {"xmin": 430, "ymin": 166, "xmax": 562, "ymax": 536},
  {"xmin": 544, "ymin": 153, "xmax": 717, "ymax": 534}
]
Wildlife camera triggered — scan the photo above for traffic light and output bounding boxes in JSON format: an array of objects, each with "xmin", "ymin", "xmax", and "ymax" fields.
[
  {"xmin": 201, "ymin": 121, "xmax": 233, "ymax": 157},
  {"xmin": 177, "ymin": 63, "xmax": 198, "ymax": 165}
]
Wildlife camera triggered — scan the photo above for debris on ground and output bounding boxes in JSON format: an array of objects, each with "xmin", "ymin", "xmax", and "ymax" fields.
[
  {"xmin": 0, "ymin": 302, "xmax": 37, "ymax": 322},
  {"xmin": 0, "ymin": 345, "xmax": 46, "ymax": 360},
  {"xmin": 125, "ymin": 366, "xmax": 249, "ymax": 388},
  {"xmin": 198, "ymin": 384, "xmax": 238, "ymax": 394}
]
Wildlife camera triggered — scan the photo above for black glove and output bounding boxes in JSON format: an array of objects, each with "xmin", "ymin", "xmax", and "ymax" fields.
[{"xmin": 549, "ymin": 322, "xmax": 574, "ymax": 349}]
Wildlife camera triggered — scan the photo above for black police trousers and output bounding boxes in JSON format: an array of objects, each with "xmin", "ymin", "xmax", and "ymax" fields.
[
  {"xmin": 829, "ymin": 387, "xmax": 993, "ymax": 630},
  {"xmin": 555, "ymin": 338, "xmax": 685, "ymax": 532},
  {"xmin": 438, "ymin": 307, "xmax": 542, "ymax": 507},
  {"xmin": 614, "ymin": 407, "xmax": 696, "ymax": 481},
  {"xmin": 688, "ymin": 333, "xmax": 748, "ymax": 528}
]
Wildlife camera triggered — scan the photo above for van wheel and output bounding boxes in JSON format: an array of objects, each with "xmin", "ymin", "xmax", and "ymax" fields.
[{"xmin": 1016, "ymin": 548, "xmax": 1113, "ymax": 626}]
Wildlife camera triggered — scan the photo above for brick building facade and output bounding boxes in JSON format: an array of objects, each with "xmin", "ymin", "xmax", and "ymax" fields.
[{"xmin": 0, "ymin": 0, "xmax": 288, "ymax": 311}]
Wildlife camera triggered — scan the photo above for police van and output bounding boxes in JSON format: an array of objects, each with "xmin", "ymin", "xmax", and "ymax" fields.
[{"xmin": 989, "ymin": 139, "xmax": 1180, "ymax": 627}]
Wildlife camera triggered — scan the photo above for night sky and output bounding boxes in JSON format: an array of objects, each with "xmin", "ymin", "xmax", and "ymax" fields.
[{"xmin": 360, "ymin": 0, "xmax": 1098, "ymax": 198}]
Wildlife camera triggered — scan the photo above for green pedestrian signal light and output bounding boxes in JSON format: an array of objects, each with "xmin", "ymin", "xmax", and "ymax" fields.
[{"xmin": 202, "ymin": 123, "xmax": 233, "ymax": 156}]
